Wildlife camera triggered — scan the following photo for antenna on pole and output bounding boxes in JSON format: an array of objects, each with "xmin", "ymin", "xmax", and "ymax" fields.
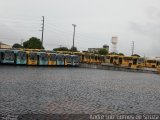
[{"xmin": 41, "ymin": 16, "xmax": 44, "ymax": 48}]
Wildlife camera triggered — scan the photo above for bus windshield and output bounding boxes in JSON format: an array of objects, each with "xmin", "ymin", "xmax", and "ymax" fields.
[
  {"xmin": 4, "ymin": 51, "xmax": 15, "ymax": 61},
  {"xmin": 29, "ymin": 53, "xmax": 37, "ymax": 60}
]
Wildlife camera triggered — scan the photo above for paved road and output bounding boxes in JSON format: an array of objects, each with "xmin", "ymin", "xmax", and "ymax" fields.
[{"xmin": 0, "ymin": 66, "xmax": 160, "ymax": 115}]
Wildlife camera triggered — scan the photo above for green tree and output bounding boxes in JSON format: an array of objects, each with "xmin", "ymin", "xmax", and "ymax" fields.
[
  {"xmin": 23, "ymin": 37, "xmax": 44, "ymax": 49},
  {"xmin": 98, "ymin": 48, "xmax": 108, "ymax": 55},
  {"xmin": 70, "ymin": 46, "xmax": 78, "ymax": 52},
  {"xmin": 12, "ymin": 43, "xmax": 23, "ymax": 48},
  {"xmin": 53, "ymin": 47, "xmax": 69, "ymax": 51},
  {"xmin": 109, "ymin": 52, "xmax": 117, "ymax": 55},
  {"xmin": 132, "ymin": 54, "xmax": 140, "ymax": 57},
  {"xmin": 118, "ymin": 53, "xmax": 125, "ymax": 56}
]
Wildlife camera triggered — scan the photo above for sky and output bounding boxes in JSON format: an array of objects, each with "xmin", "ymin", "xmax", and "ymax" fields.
[{"xmin": 0, "ymin": 0, "xmax": 160, "ymax": 57}]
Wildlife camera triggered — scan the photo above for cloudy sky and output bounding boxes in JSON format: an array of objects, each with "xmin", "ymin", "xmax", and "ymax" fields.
[{"xmin": 0, "ymin": 0, "xmax": 160, "ymax": 57}]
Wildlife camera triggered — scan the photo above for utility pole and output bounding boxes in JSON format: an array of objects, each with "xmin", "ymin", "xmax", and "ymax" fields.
[
  {"xmin": 131, "ymin": 41, "xmax": 134, "ymax": 55},
  {"xmin": 72, "ymin": 24, "xmax": 76, "ymax": 54},
  {"xmin": 21, "ymin": 39, "xmax": 23, "ymax": 46},
  {"xmin": 41, "ymin": 16, "xmax": 44, "ymax": 47}
]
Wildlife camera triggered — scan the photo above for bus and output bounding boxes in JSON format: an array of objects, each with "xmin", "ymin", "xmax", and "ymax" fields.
[
  {"xmin": 99, "ymin": 55, "xmax": 106, "ymax": 64},
  {"xmin": 15, "ymin": 50, "xmax": 27, "ymax": 65},
  {"xmin": 105, "ymin": 55, "xmax": 120, "ymax": 65},
  {"xmin": 71, "ymin": 55, "xmax": 80, "ymax": 66},
  {"xmin": 64, "ymin": 54, "xmax": 72, "ymax": 66},
  {"xmin": 82, "ymin": 53, "xmax": 90, "ymax": 63},
  {"xmin": 37, "ymin": 52, "xmax": 48, "ymax": 65},
  {"xmin": 73, "ymin": 52, "xmax": 83, "ymax": 63},
  {"xmin": 0, "ymin": 50, "xmax": 15, "ymax": 64},
  {"xmin": 157, "ymin": 60, "xmax": 160, "ymax": 68},
  {"xmin": 0, "ymin": 49, "xmax": 2, "ymax": 64},
  {"xmin": 137, "ymin": 57, "xmax": 145, "ymax": 68},
  {"xmin": 26, "ymin": 51, "xmax": 38, "ymax": 65},
  {"xmin": 105, "ymin": 55, "xmax": 111, "ymax": 64},
  {"xmin": 145, "ymin": 59, "xmax": 157, "ymax": 68},
  {"xmin": 56, "ymin": 54, "xmax": 65, "ymax": 65},
  {"xmin": 118, "ymin": 56, "xmax": 138, "ymax": 68},
  {"xmin": 48, "ymin": 53, "xmax": 57, "ymax": 65},
  {"xmin": 89, "ymin": 54, "xmax": 96, "ymax": 64},
  {"xmin": 157, "ymin": 60, "xmax": 160, "ymax": 73}
]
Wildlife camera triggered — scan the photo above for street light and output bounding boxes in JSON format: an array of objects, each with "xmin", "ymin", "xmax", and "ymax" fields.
[{"xmin": 72, "ymin": 24, "xmax": 76, "ymax": 54}]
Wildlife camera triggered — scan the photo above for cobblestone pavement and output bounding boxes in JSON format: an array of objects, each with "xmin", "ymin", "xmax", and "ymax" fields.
[{"xmin": 0, "ymin": 66, "xmax": 160, "ymax": 115}]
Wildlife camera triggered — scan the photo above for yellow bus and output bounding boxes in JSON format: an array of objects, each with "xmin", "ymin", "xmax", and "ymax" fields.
[
  {"xmin": 157, "ymin": 60, "xmax": 160, "ymax": 67},
  {"xmin": 89, "ymin": 54, "xmax": 97, "ymax": 64},
  {"xmin": 48, "ymin": 53, "xmax": 57, "ymax": 65},
  {"xmin": 157, "ymin": 60, "xmax": 160, "ymax": 73},
  {"xmin": 95, "ymin": 55, "xmax": 100, "ymax": 64},
  {"xmin": 119, "ymin": 56, "xmax": 138, "ymax": 68},
  {"xmin": 137, "ymin": 57, "xmax": 145, "ymax": 68},
  {"xmin": 99, "ymin": 55, "xmax": 106, "ymax": 64},
  {"xmin": 26, "ymin": 51, "xmax": 38, "ymax": 65},
  {"xmin": 156, "ymin": 60, "xmax": 160, "ymax": 69},
  {"xmin": 105, "ymin": 55, "xmax": 110, "ymax": 64},
  {"xmin": 145, "ymin": 59, "xmax": 157, "ymax": 68},
  {"xmin": 81, "ymin": 53, "xmax": 90, "ymax": 63},
  {"xmin": 105, "ymin": 55, "xmax": 121, "ymax": 65}
]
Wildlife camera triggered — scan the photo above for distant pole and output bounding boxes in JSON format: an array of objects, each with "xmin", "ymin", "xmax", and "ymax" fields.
[
  {"xmin": 131, "ymin": 41, "xmax": 134, "ymax": 55},
  {"xmin": 21, "ymin": 39, "xmax": 23, "ymax": 46},
  {"xmin": 41, "ymin": 16, "xmax": 44, "ymax": 47},
  {"xmin": 72, "ymin": 24, "xmax": 76, "ymax": 54}
]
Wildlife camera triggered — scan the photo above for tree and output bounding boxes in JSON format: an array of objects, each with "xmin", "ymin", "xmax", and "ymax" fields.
[
  {"xmin": 109, "ymin": 52, "xmax": 117, "ymax": 55},
  {"xmin": 12, "ymin": 43, "xmax": 23, "ymax": 48},
  {"xmin": 70, "ymin": 46, "xmax": 78, "ymax": 52},
  {"xmin": 118, "ymin": 53, "xmax": 125, "ymax": 56},
  {"xmin": 53, "ymin": 47, "xmax": 69, "ymax": 51},
  {"xmin": 23, "ymin": 37, "xmax": 44, "ymax": 49},
  {"xmin": 132, "ymin": 54, "xmax": 140, "ymax": 57},
  {"xmin": 98, "ymin": 48, "xmax": 108, "ymax": 55}
]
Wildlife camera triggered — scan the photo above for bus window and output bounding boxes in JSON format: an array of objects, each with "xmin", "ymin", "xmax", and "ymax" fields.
[
  {"xmin": 133, "ymin": 59, "xmax": 137, "ymax": 65},
  {"xmin": 50, "ymin": 54, "xmax": 56, "ymax": 61},
  {"xmin": 29, "ymin": 53, "xmax": 37, "ymax": 60},
  {"xmin": 110, "ymin": 57, "xmax": 113, "ymax": 63},
  {"xmin": 18, "ymin": 51, "xmax": 26, "ymax": 60}
]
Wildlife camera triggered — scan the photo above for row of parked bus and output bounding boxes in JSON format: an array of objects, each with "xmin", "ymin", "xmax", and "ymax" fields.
[
  {"xmin": 76, "ymin": 53, "xmax": 160, "ymax": 69},
  {"xmin": 0, "ymin": 49, "xmax": 80, "ymax": 66},
  {"xmin": 0, "ymin": 49, "xmax": 160, "ymax": 69},
  {"xmin": 59, "ymin": 51, "xmax": 159, "ymax": 69}
]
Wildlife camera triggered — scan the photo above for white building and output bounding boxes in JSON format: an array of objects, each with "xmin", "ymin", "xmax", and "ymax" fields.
[{"xmin": 0, "ymin": 42, "xmax": 12, "ymax": 49}]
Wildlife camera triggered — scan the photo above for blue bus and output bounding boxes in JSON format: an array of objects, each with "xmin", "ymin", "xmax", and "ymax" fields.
[
  {"xmin": 15, "ymin": 50, "xmax": 27, "ymax": 65},
  {"xmin": 56, "ymin": 54, "xmax": 65, "ymax": 65},
  {"xmin": 37, "ymin": 52, "xmax": 48, "ymax": 65},
  {"xmin": 0, "ymin": 50, "xmax": 15, "ymax": 64}
]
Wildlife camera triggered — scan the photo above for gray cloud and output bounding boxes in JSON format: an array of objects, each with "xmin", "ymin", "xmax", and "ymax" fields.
[{"xmin": 0, "ymin": 0, "xmax": 160, "ymax": 57}]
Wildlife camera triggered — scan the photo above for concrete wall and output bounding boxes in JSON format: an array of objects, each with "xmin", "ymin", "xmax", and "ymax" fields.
[{"xmin": 79, "ymin": 63, "xmax": 159, "ymax": 74}]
